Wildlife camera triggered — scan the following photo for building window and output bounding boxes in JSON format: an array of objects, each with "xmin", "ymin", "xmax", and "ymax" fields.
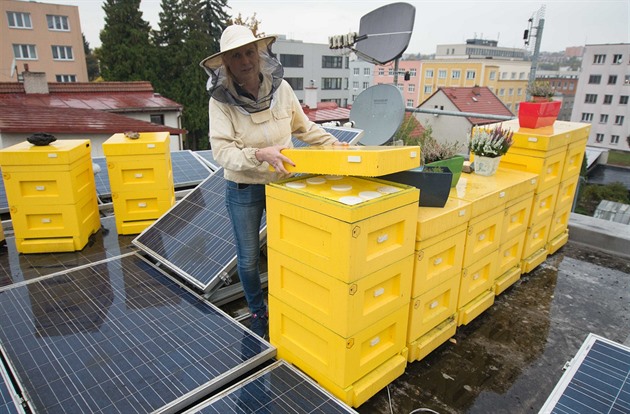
[
  {"xmin": 322, "ymin": 56, "xmax": 343, "ymax": 68},
  {"xmin": 363, "ymin": 67, "xmax": 370, "ymax": 75},
  {"xmin": 438, "ymin": 70, "xmax": 447, "ymax": 79},
  {"xmin": 425, "ymin": 69, "xmax": 433, "ymax": 78},
  {"xmin": 451, "ymin": 70, "xmax": 461, "ymax": 80},
  {"xmin": 620, "ymin": 96, "xmax": 629, "ymax": 105},
  {"xmin": 508, "ymin": 88, "xmax": 514, "ymax": 96},
  {"xmin": 280, "ymin": 54, "xmax": 303, "ymax": 68},
  {"xmin": 12, "ymin": 44, "xmax": 37, "ymax": 59},
  {"xmin": 345, "ymin": 57, "xmax": 349, "ymax": 69},
  {"xmin": 55, "ymin": 74, "xmax": 76, "ymax": 82},
  {"xmin": 501, "ymin": 72, "xmax": 508, "ymax": 79},
  {"xmin": 47, "ymin": 14, "xmax": 69, "ymax": 31},
  {"xmin": 409, "ymin": 68, "xmax": 416, "ymax": 77},
  {"xmin": 584, "ymin": 94, "xmax": 597, "ymax": 104},
  {"xmin": 581, "ymin": 113, "xmax": 593, "ymax": 122},
  {"xmin": 7, "ymin": 11, "xmax": 32, "ymax": 28},
  {"xmin": 517, "ymin": 88, "xmax": 523, "ymax": 96},
  {"xmin": 397, "ymin": 84, "xmax": 403, "ymax": 92},
  {"xmin": 378, "ymin": 68, "xmax": 384, "ymax": 76},
  {"xmin": 285, "ymin": 77, "xmax": 303, "ymax": 90},
  {"xmin": 322, "ymin": 77, "xmax": 342, "ymax": 89},
  {"xmin": 489, "ymin": 71, "xmax": 496, "ymax": 80},
  {"xmin": 510, "ymin": 72, "xmax": 517, "ymax": 80},
  {"xmin": 595, "ymin": 133, "xmax": 604, "ymax": 142},
  {"xmin": 352, "ymin": 81, "xmax": 359, "ymax": 89},
  {"xmin": 424, "ymin": 85, "xmax": 432, "ymax": 94},
  {"xmin": 353, "ymin": 68, "xmax": 360, "ymax": 75},
  {"xmin": 569, "ymin": 83, "xmax": 575, "ymax": 90},
  {"xmin": 466, "ymin": 70, "xmax": 475, "ymax": 80},
  {"xmin": 588, "ymin": 75, "xmax": 602, "ymax": 84},
  {"xmin": 498, "ymin": 88, "xmax": 505, "ymax": 96},
  {"xmin": 408, "ymin": 84, "xmax": 415, "ymax": 92},
  {"xmin": 614, "ymin": 115, "xmax": 624, "ymax": 125},
  {"xmin": 608, "ymin": 75, "xmax": 618, "ymax": 85},
  {"xmin": 406, "ymin": 99, "xmax": 414, "ymax": 107},
  {"xmin": 519, "ymin": 72, "xmax": 526, "ymax": 80},
  {"xmin": 611, "ymin": 135, "xmax": 620, "ymax": 144},
  {"xmin": 599, "ymin": 114, "xmax": 609, "ymax": 124},
  {"xmin": 51, "ymin": 45, "xmax": 74, "ymax": 60},
  {"xmin": 150, "ymin": 114, "xmax": 165, "ymax": 124},
  {"xmin": 593, "ymin": 54, "xmax": 606, "ymax": 64},
  {"xmin": 603, "ymin": 95, "xmax": 613, "ymax": 104},
  {"xmin": 362, "ymin": 81, "xmax": 370, "ymax": 89},
  {"xmin": 613, "ymin": 54, "xmax": 623, "ymax": 64}
]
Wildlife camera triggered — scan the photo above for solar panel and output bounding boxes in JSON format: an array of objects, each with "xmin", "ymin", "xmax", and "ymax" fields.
[
  {"xmin": 170, "ymin": 150, "xmax": 213, "ymax": 187},
  {"xmin": 0, "ymin": 253, "xmax": 274, "ymax": 414},
  {"xmin": 0, "ymin": 362, "xmax": 24, "ymax": 414},
  {"xmin": 0, "ymin": 170, "xmax": 8, "ymax": 213},
  {"xmin": 92, "ymin": 157, "xmax": 111, "ymax": 197},
  {"xmin": 183, "ymin": 360, "xmax": 358, "ymax": 414},
  {"xmin": 133, "ymin": 169, "xmax": 265, "ymax": 293},
  {"xmin": 539, "ymin": 333, "xmax": 630, "ymax": 413},
  {"xmin": 193, "ymin": 150, "xmax": 220, "ymax": 171},
  {"xmin": 291, "ymin": 126, "xmax": 364, "ymax": 148}
]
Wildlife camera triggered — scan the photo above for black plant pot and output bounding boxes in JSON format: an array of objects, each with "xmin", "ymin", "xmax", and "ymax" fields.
[{"xmin": 379, "ymin": 166, "xmax": 453, "ymax": 207}]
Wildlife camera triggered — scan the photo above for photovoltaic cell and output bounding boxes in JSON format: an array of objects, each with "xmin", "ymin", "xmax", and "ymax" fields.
[
  {"xmin": 0, "ymin": 253, "xmax": 274, "ymax": 414},
  {"xmin": 539, "ymin": 333, "xmax": 630, "ymax": 413},
  {"xmin": 193, "ymin": 150, "xmax": 220, "ymax": 171},
  {"xmin": 133, "ymin": 169, "xmax": 265, "ymax": 293},
  {"xmin": 170, "ymin": 150, "xmax": 212, "ymax": 187},
  {"xmin": 291, "ymin": 126, "xmax": 364, "ymax": 148},
  {"xmin": 92, "ymin": 157, "xmax": 110, "ymax": 197},
  {"xmin": 184, "ymin": 360, "xmax": 357, "ymax": 414},
  {"xmin": 0, "ymin": 362, "xmax": 24, "ymax": 414}
]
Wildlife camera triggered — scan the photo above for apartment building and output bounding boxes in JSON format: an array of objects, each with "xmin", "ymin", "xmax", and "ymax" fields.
[
  {"xmin": 1, "ymin": 0, "xmax": 87, "ymax": 83},
  {"xmin": 273, "ymin": 36, "xmax": 350, "ymax": 108},
  {"xmin": 571, "ymin": 44, "xmax": 630, "ymax": 152},
  {"xmin": 373, "ymin": 60, "xmax": 422, "ymax": 107},
  {"xmin": 536, "ymin": 70, "xmax": 580, "ymax": 121},
  {"xmin": 348, "ymin": 57, "xmax": 374, "ymax": 106}
]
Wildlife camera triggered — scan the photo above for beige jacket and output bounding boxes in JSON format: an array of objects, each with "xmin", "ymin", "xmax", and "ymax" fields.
[{"xmin": 209, "ymin": 80, "xmax": 337, "ymax": 184}]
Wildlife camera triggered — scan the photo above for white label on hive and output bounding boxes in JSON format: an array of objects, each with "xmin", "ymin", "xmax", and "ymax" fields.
[
  {"xmin": 135, "ymin": 173, "xmax": 143, "ymax": 178},
  {"xmin": 434, "ymin": 257, "xmax": 443, "ymax": 265},
  {"xmin": 528, "ymin": 137, "xmax": 538, "ymax": 142},
  {"xmin": 138, "ymin": 202, "xmax": 147, "ymax": 208},
  {"xmin": 347, "ymin": 155, "xmax": 362, "ymax": 163},
  {"xmin": 373, "ymin": 287, "xmax": 385, "ymax": 297},
  {"xmin": 459, "ymin": 210, "xmax": 466, "ymax": 216},
  {"xmin": 499, "ymin": 191, "xmax": 506, "ymax": 198},
  {"xmin": 147, "ymin": 144, "xmax": 156, "ymax": 148},
  {"xmin": 473, "ymin": 273, "xmax": 480, "ymax": 280},
  {"xmin": 377, "ymin": 234, "xmax": 388, "ymax": 243},
  {"xmin": 48, "ymin": 154, "xmax": 58, "ymax": 158},
  {"xmin": 410, "ymin": 151, "xmax": 417, "ymax": 158},
  {"xmin": 370, "ymin": 337, "xmax": 380, "ymax": 347},
  {"xmin": 41, "ymin": 218, "xmax": 51, "ymax": 223},
  {"xmin": 478, "ymin": 234, "xmax": 485, "ymax": 241},
  {"xmin": 35, "ymin": 186, "xmax": 45, "ymax": 191},
  {"xmin": 430, "ymin": 300, "xmax": 439, "ymax": 309}
]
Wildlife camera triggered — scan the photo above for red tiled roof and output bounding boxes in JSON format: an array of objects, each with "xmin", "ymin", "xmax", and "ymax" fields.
[
  {"xmin": 402, "ymin": 113, "xmax": 426, "ymax": 139},
  {"xmin": 431, "ymin": 87, "xmax": 514, "ymax": 125},
  {"xmin": 0, "ymin": 101, "xmax": 185, "ymax": 134},
  {"xmin": 305, "ymin": 107, "xmax": 351, "ymax": 123}
]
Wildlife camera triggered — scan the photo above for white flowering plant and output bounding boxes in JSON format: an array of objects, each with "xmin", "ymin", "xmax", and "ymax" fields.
[{"xmin": 468, "ymin": 125, "xmax": 514, "ymax": 158}]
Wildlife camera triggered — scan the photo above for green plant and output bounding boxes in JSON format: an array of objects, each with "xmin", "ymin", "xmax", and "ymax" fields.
[
  {"xmin": 468, "ymin": 125, "xmax": 514, "ymax": 158},
  {"xmin": 422, "ymin": 137, "xmax": 461, "ymax": 164},
  {"xmin": 576, "ymin": 182, "xmax": 630, "ymax": 216},
  {"xmin": 527, "ymin": 80, "xmax": 555, "ymax": 100}
]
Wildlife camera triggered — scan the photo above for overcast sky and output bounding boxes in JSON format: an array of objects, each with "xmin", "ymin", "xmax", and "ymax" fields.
[{"xmin": 43, "ymin": 0, "xmax": 629, "ymax": 54}]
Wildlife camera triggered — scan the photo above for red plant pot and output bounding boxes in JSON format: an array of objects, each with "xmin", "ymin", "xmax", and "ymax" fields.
[{"xmin": 518, "ymin": 101, "xmax": 562, "ymax": 129}]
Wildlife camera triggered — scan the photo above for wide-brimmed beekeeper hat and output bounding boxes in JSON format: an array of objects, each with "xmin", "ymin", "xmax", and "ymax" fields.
[{"xmin": 200, "ymin": 25, "xmax": 277, "ymax": 70}]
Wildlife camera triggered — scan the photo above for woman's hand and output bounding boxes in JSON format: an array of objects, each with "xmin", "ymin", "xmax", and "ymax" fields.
[
  {"xmin": 333, "ymin": 140, "xmax": 349, "ymax": 147},
  {"xmin": 255, "ymin": 145, "xmax": 295, "ymax": 175}
]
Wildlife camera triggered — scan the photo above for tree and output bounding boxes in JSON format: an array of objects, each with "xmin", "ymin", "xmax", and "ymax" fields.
[
  {"xmin": 576, "ymin": 182, "xmax": 630, "ymax": 216},
  {"xmin": 83, "ymin": 34, "xmax": 100, "ymax": 81},
  {"xmin": 99, "ymin": 0, "xmax": 155, "ymax": 82}
]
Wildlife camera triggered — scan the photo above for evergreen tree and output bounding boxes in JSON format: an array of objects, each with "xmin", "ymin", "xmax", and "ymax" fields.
[
  {"xmin": 99, "ymin": 0, "xmax": 155, "ymax": 81},
  {"xmin": 83, "ymin": 35, "xmax": 100, "ymax": 81}
]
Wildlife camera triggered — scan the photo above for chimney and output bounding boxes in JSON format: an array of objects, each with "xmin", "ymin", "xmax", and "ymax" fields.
[
  {"xmin": 23, "ymin": 72, "xmax": 49, "ymax": 94},
  {"xmin": 304, "ymin": 80, "xmax": 318, "ymax": 109}
]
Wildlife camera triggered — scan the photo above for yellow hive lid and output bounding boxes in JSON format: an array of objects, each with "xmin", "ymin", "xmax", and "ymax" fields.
[
  {"xmin": 102, "ymin": 131, "xmax": 170, "ymax": 156},
  {"xmin": 270, "ymin": 145, "xmax": 421, "ymax": 176},
  {"xmin": 267, "ymin": 174, "xmax": 419, "ymax": 223},
  {"xmin": 0, "ymin": 139, "xmax": 91, "ymax": 166},
  {"xmin": 450, "ymin": 170, "xmax": 521, "ymax": 216},
  {"xmin": 415, "ymin": 196, "xmax": 471, "ymax": 241}
]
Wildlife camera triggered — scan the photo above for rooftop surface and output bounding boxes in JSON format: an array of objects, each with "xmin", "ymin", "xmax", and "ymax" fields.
[{"xmin": 1, "ymin": 211, "xmax": 628, "ymax": 413}]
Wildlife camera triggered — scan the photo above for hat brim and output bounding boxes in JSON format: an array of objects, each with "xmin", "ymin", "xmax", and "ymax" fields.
[{"xmin": 200, "ymin": 35, "xmax": 277, "ymax": 70}]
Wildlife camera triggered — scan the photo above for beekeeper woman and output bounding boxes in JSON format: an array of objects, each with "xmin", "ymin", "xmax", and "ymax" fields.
[{"xmin": 200, "ymin": 25, "xmax": 342, "ymax": 338}]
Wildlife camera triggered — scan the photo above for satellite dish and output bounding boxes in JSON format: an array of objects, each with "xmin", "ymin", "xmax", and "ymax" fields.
[
  {"xmin": 354, "ymin": 2, "xmax": 416, "ymax": 64},
  {"xmin": 350, "ymin": 84, "xmax": 405, "ymax": 146}
]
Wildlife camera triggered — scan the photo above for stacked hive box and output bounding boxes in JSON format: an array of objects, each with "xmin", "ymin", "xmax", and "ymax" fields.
[
  {"xmin": 0, "ymin": 140, "xmax": 100, "ymax": 253},
  {"xmin": 495, "ymin": 120, "xmax": 590, "ymax": 272},
  {"xmin": 266, "ymin": 174, "xmax": 419, "ymax": 408},
  {"xmin": 102, "ymin": 132, "xmax": 175, "ymax": 235},
  {"xmin": 407, "ymin": 196, "xmax": 471, "ymax": 362}
]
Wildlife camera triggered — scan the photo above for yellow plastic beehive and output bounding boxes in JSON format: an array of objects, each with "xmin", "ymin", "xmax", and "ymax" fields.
[
  {"xmin": 502, "ymin": 193, "xmax": 534, "ymax": 243},
  {"xmin": 0, "ymin": 139, "xmax": 92, "ymax": 166},
  {"xmin": 529, "ymin": 185, "xmax": 559, "ymax": 225},
  {"xmin": 412, "ymin": 223, "xmax": 467, "ymax": 297},
  {"xmin": 408, "ymin": 275, "xmax": 459, "ymax": 341},
  {"xmin": 463, "ymin": 205, "xmax": 504, "ymax": 267},
  {"xmin": 495, "ymin": 266, "xmax": 522, "ymax": 296},
  {"xmin": 459, "ymin": 250, "xmax": 498, "ymax": 310},
  {"xmin": 414, "ymin": 197, "xmax": 471, "ymax": 242},
  {"xmin": 266, "ymin": 176, "xmax": 418, "ymax": 282},
  {"xmin": 562, "ymin": 138, "xmax": 588, "ymax": 180},
  {"xmin": 547, "ymin": 230, "xmax": 569, "ymax": 255},
  {"xmin": 106, "ymin": 154, "xmax": 173, "ymax": 191},
  {"xmin": 555, "ymin": 175, "xmax": 579, "ymax": 211},
  {"xmin": 407, "ymin": 317, "xmax": 457, "ymax": 362},
  {"xmin": 271, "ymin": 145, "xmax": 421, "ymax": 176},
  {"xmin": 451, "ymin": 173, "xmax": 510, "ymax": 217},
  {"xmin": 111, "ymin": 188, "xmax": 175, "ymax": 221},
  {"xmin": 499, "ymin": 146, "xmax": 566, "ymax": 192},
  {"xmin": 457, "ymin": 290, "xmax": 495, "ymax": 326},
  {"xmin": 101, "ymin": 131, "xmax": 170, "ymax": 155},
  {"xmin": 270, "ymin": 296, "xmax": 409, "ymax": 389},
  {"xmin": 549, "ymin": 203, "xmax": 572, "ymax": 241},
  {"xmin": 522, "ymin": 216, "xmax": 553, "ymax": 260},
  {"xmin": 267, "ymin": 248, "xmax": 413, "ymax": 337},
  {"xmin": 498, "ymin": 119, "xmax": 571, "ymax": 152},
  {"xmin": 497, "ymin": 232, "xmax": 526, "ymax": 277}
]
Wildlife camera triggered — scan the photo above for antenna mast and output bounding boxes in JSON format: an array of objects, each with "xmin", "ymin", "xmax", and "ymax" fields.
[{"xmin": 523, "ymin": 5, "xmax": 546, "ymax": 101}]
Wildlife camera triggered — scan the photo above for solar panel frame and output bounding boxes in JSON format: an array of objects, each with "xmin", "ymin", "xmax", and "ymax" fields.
[
  {"xmin": 0, "ymin": 252, "xmax": 275, "ymax": 414},
  {"xmin": 133, "ymin": 169, "xmax": 266, "ymax": 293},
  {"xmin": 539, "ymin": 333, "xmax": 630, "ymax": 413},
  {"xmin": 193, "ymin": 150, "xmax": 221, "ymax": 171},
  {"xmin": 291, "ymin": 125, "xmax": 364, "ymax": 148},
  {"xmin": 183, "ymin": 360, "xmax": 358, "ymax": 414},
  {"xmin": 170, "ymin": 150, "xmax": 213, "ymax": 187},
  {"xmin": 0, "ymin": 171, "xmax": 8, "ymax": 214},
  {"xmin": 0, "ymin": 360, "xmax": 25, "ymax": 414}
]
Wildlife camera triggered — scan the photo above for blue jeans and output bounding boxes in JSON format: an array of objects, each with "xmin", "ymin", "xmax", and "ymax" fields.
[{"xmin": 225, "ymin": 181, "xmax": 267, "ymax": 316}]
